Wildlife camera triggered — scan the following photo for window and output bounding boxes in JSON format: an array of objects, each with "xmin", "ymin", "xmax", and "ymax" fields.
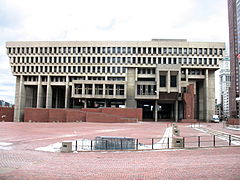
[
  {"xmin": 116, "ymin": 85, "xmax": 124, "ymax": 95},
  {"xmin": 133, "ymin": 47, "xmax": 136, "ymax": 54},
  {"xmin": 179, "ymin": 48, "xmax": 182, "ymax": 54},
  {"xmin": 160, "ymin": 75, "xmax": 166, "ymax": 87},
  {"xmin": 95, "ymin": 84, "xmax": 103, "ymax": 95},
  {"xmin": 170, "ymin": 75, "xmax": 177, "ymax": 87},
  {"xmin": 106, "ymin": 84, "xmax": 114, "ymax": 95},
  {"xmin": 117, "ymin": 47, "xmax": 121, "ymax": 53},
  {"xmin": 85, "ymin": 84, "xmax": 92, "ymax": 95},
  {"xmin": 75, "ymin": 84, "xmax": 82, "ymax": 94}
]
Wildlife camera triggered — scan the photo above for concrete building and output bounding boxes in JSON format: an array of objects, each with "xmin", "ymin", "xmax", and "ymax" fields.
[
  {"xmin": 6, "ymin": 39, "xmax": 225, "ymax": 122},
  {"xmin": 228, "ymin": 0, "xmax": 240, "ymax": 117},
  {"xmin": 219, "ymin": 57, "xmax": 231, "ymax": 117}
]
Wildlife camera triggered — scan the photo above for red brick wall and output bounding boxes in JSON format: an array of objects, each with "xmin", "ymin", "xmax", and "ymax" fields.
[
  {"xmin": 49, "ymin": 109, "xmax": 66, "ymax": 122},
  {"xmin": 183, "ymin": 84, "xmax": 195, "ymax": 119},
  {"xmin": 227, "ymin": 118, "xmax": 240, "ymax": 125},
  {"xmin": 102, "ymin": 108, "xmax": 142, "ymax": 121},
  {"xmin": 82, "ymin": 108, "xmax": 102, "ymax": 112},
  {"xmin": 0, "ymin": 107, "xmax": 14, "ymax": 122},
  {"xmin": 24, "ymin": 108, "xmax": 49, "ymax": 122},
  {"xmin": 66, "ymin": 110, "xmax": 86, "ymax": 122},
  {"xmin": 24, "ymin": 108, "xmax": 142, "ymax": 123},
  {"xmin": 86, "ymin": 112, "xmax": 138, "ymax": 123}
]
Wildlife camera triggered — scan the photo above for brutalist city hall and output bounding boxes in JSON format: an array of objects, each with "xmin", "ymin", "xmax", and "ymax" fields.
[{"xmin": 6, "ymin": 39, "xmax": 225, "ymax": 122}]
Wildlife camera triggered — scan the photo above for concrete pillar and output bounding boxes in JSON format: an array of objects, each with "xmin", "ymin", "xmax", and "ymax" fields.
[
  {"xmin": 154, "ymin": 100, "xmax": 158, "ymax": 122},
  {"xmin": 204, "ymin": 69, "xmax": 209, "ymax": 122},
  {"xmin": 14, "ymin": 75, "xmax": 25, "ymax": 122},
  {"xmin": 92, "ymin": 84, "xmax": 95, "ymax": 97},
  {"xmin": 175, "ymin": 100, "xmax": 178, "ymax": 122},
  {"xmin": 208, "ymin": 70, "xmax": 216, "ymax": 122},
  {"xmin": 103, "ymin": 84, "xmax": 106, "ymax": 98},
  {"xmin": 65, "ymin": 76, "xmax": 70, "ymax": 108},
  {"xmin": 84, "ymin": 99, "xmax": 87, "ymax": 108},
  {"xmin": 186, "ymin": 69, "xmax": 189, "ymax": 84},
  {"xmin": 178, "ymin": 70, "xmax": 181, "ymax": 93},
  {"xmin": 46, "ymin": 75, "xmax": 52, "ymax": 108},
  {"xmin": 113, "ymin": 84, "xmax": 116, "ymax": 98},
  {"xmin": 167, "ymin": 70, "xmax": 170, "ymax": 93},
  {"xmin": 126, "ymin": 68, "xmax": 137, "ymax": 107},
  {"xmin": 37, "ymin": 75, "xmax": 43, "ymax": 108}
]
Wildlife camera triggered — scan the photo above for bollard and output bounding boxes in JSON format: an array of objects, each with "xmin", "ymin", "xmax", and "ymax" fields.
[
  {"xmin": 136, "ymin": 139, "xmax": 138, "ymax": 150},
  {"xmin": 167, "ymin": 137, "xmax": 170, "ymax": 149},
  {"xmin": 198, "ymin": 136, "xmax": 201, "ymax": 148},
  {"xmin": 213, "ymin": 135, "xmax": 216, "ymax": 147},
  {"xmin": 91, "ymin": 140, "xmax": 93, "ymax": 151},
  {"xmin": 152, "ymin": 138, "xmax": 154, "ymax": 150},
  {"xmin": 229, "ymin": 135, "xmax": 231, "ymax": 146},
  {"xmin": 75, "ymin": 140, "xmax": 78, "ymax": 151}
]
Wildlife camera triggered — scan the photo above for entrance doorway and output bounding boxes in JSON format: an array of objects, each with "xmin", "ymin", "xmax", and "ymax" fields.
[{"xmin": 158, "ymin": 103, "xmax": 174, "ymax": 120}]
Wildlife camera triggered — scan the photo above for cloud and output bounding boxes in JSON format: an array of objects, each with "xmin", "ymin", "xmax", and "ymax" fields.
[{"xmin": 0, "ymin": 0, "xmax": 229, "ymax": 103}]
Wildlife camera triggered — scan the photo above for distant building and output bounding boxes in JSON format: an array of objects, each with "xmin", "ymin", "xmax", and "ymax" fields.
[
  {"xmin": 220, "ymin": 57, "xmax": 231, "ymax": 117},
  {"xmin": 6, "ymin": 39, "xmax": 225, "ymax": 122},
  {"xmin": 0, "ymin": 100, "xmax": 12, "ymax": 107},
  {"xmin": 228, "ymin": 0, "xmax": 240, "ymax": 116}
]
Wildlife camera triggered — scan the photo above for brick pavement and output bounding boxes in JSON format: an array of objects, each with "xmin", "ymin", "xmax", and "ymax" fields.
[{"xmin": 0, "ymin": 122, "xmax": 239, "ymax": 180}]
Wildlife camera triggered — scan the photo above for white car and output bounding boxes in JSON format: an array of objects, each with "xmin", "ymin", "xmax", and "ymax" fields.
[{"xmin": 211, "ymin": 115, "xmax": 220, "ymax": 123}]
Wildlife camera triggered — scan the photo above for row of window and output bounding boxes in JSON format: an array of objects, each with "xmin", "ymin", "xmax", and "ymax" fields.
[
  {"xmin": 13, "ymin": 66, "xmax": 127, "ymax": 74},
  {"xmin": 23, "ymin": 76, "xmax": 125, "ymax": 82},
  {"xmin": 11, "ymin": 56, "xmax": 220, "ymax": 65},
  {"xmin": 8, "ymin": 46, "xmax": 224, "ymax": 56},
  {"xmin": 74, "ymin": 84, "xmax": 125, "ymax": 96}
]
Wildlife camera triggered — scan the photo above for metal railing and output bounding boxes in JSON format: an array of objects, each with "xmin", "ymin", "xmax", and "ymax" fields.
[{"xmin": 70, "ymin": 134, "xmax": 240, "ymax": 152}]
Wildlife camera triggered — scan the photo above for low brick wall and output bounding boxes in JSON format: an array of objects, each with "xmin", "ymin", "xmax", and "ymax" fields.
[
  {"xmin": 0, "ymin": 107, "xmax": 14, "ymax": 122},
  {"xmin": 181, "ymin": 119, "xmax": 197, "ymax": 123},
  {"xmin": 24, "ymin": 108, "xmax": 142, "ymax": 123},
  {"xmin": 227, "ymin": 118, "xmax": 240, "ymax": 125}
]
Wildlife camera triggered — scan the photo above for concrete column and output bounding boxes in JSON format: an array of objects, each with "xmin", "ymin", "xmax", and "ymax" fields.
[
  {"xmin": 46, "ymin": 75, "xmax": 52, "ymax": 108},
  {"xmin": 14, "ymin": 75, "xmax": 25, "ymax": 122},
  {"xmin": 92, "ymin": 84, "xmax": 95, "ymax": 97},
  {"xmin": 65, "ymin": 76, "xmax": 70, "ymax": 108},
  {"xmin": 175, "ymin": 100, "xmax": 178, "ymax": 122},
  {"xmin": 178, "ymin": 70, "xmax": 181, "ymax": 93},
  {"xmin": 186, "ymin": 69, "xmax": 189, "ymax": 84},
  {"xmin": 113, "ymin": 84, "xmax": 116, "ymax": 98},
  {"xmin": 126, "ymin": 68, "xmax": 137, "ymax": 108},
  {"xmin": 204, "ymin": 69, "xmax": 209, "ymax": 122},
  {"xmin": 82, "ymin": 84, "xmax": 85, "ymax": 96},
  {"xmin": 103, "ymin": 84, "xmax": 106, "ymax": 98},
  {"xmin": 154, "ymin": 100, "xmax": 158, "ymax": 122},
  {"xmin": 37, "ymin": 75, "xmax": 43, "ymax": 108},
  {"xmin": 167, "ymin": 70, "xmax": 170, "ymax": 93},
  {"xmin": 84, "ymin": 99, "xmax": 87, "ymax": 108}
]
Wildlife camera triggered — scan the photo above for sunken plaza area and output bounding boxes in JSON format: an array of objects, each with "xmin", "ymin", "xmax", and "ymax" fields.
[{"xmin": 0, "ymin": 122, "xmax": 240, "ymax": 180}]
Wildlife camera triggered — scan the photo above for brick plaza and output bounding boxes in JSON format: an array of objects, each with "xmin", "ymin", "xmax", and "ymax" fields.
[{"xmin": 0, "ymin": 122, "xmax": 240, "ymax": 179}]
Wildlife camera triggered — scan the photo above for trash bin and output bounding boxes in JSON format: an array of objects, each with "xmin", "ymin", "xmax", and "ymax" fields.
[{"xmin": 61, "ymin": 141, "xmax": 73, "ymax": 152}]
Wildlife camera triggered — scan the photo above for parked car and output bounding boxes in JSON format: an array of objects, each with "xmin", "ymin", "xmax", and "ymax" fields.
[{"xmin": 211, "ymin": 115, "xmax": 220, "ymax": 123}]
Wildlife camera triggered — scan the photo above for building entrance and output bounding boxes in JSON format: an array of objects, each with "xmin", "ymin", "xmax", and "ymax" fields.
[{"xmin": 158, "ymin": 103, "xmax": 174, "ymax": 120}]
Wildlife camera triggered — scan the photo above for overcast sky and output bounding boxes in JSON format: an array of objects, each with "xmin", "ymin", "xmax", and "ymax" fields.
[{"xmin": 0, "ymin": 0, "xmax": 228, "ymax": 104}]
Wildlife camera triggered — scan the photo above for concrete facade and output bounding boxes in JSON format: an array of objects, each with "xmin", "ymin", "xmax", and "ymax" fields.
[
  {"xmin": 6, "ymin": 39, "xmax": 225, "ymax": 122},
  {"xmin": 220, "ymin": 57, "xmax": 231, "ymax": 117},
  {"xmin": 228, "ymin": 0, "xmax": 240, "ymax": 116}
]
